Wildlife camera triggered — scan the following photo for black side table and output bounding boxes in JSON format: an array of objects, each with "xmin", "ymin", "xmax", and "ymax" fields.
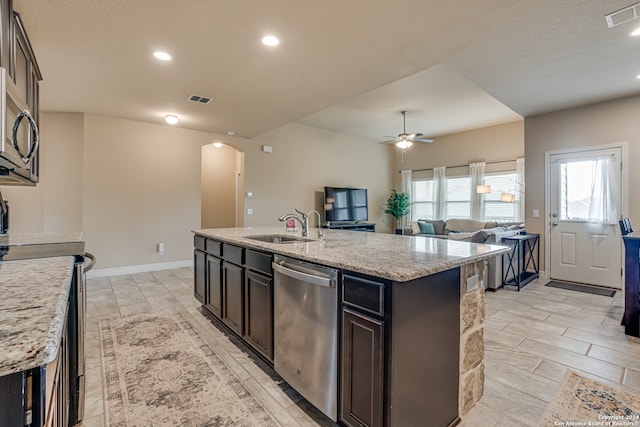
[{"xmin": 502, "ymin": 233, "xmax": 540, "ymax": 291}]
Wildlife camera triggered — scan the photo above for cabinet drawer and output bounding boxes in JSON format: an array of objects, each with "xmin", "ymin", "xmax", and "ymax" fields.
[
  {"xmin": 206, "ymin": 239, "xmax": 222, "ymax": 256},
  {"xmin": 194, "ymin": 235, "xmax": 206, "ymax": 251},
  {"xmin": 246, "ymin": 249, "xmax": 273, "ymax": 276},
  {"xmin": 223, "ymin": 243, "xmax": 244, "ymax": 265},
  {"xmin": 342, "ymin": 274, "xmax": 385, "ymax": 316}
]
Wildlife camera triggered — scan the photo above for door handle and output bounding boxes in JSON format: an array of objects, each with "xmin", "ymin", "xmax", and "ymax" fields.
[
  {"xmin": 552, "ymin": 221, "xmax": 558, "ymax": 226},
  {"xmin": 551, "ymin": 213, "xmax": 558, "ymax": 218}
]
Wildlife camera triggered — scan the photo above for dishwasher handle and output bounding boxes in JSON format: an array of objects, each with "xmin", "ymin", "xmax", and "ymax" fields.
[{"xmin": 273, "ymin": 260, "xmax": 336, "ymax": 288}]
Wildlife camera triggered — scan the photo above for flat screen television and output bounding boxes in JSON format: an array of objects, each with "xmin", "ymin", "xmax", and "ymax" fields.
[{"xmin": 323, "ymin": 187, "xmax": 368, "ymax": 223}]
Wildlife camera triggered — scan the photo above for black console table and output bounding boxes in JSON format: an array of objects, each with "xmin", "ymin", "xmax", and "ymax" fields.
[
  {"xmin": 623, "ymin": 235, "xmax": 640, "ymax": 337},
  {"xmin": 502, "ymin": 233, "xmax": 539, "ymax": 291},
  {"xmin": 323, "ymin": 222, "xmax": 376, "ymax": 232}
]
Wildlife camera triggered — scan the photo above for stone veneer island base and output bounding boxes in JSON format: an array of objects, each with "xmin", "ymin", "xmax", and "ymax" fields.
[{"xmin": 193, "ymin": 227, "xmax": 507, "ymax": 427}]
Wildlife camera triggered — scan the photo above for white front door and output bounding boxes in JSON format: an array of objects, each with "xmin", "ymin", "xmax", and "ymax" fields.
[{"xmin": 548, "ymin": 146, "xmax": 623, "ymax": 289}]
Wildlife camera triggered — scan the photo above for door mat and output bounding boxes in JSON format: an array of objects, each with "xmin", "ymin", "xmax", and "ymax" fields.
[
  {"xmin": 100, "ymin": 311, "xmax": 279, "ymax": 426},
  {"xmin": 539, "ymin": 370, "xmax": 640, "ymax": 426},
  {"xmin": 545, "ymin": 280, "xmax": 616, "ymax": 297}
]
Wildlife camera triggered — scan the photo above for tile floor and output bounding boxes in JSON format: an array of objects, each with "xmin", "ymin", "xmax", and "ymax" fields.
[{"xmin": 79, "ymin": 268, "xmax": 640, "ymax": 427}]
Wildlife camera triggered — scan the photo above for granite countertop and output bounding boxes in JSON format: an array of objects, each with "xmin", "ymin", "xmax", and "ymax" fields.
[
  {"xmin": 193, "ymin": 226, "xmax": 509, "ymax": 282},
  {"xmin": 0, "ymin": 256, "xmax": 76, "ymax": 377}
]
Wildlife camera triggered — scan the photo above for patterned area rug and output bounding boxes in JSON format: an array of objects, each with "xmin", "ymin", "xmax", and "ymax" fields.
[
  {"xmin": 100, "ymin": 311, "xmax": 279, "ymax": 426},
  {"xmin": 539, "ymin": 371, "xmax": 640, "ymax": 426}
]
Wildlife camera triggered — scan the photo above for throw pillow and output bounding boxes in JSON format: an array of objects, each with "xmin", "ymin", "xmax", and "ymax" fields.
[
  {"xmin": 418, "ymin": 221, "xmax": 435, "ymax": 235},
  {"xmin": 470, "ymin": 230, "xmax": 490, "ymax": 243}
]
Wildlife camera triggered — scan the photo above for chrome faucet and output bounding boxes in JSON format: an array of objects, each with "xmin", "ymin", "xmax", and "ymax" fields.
[
  {"xmin": 307, "ymin": 209, "xmax": 324, "ymax": 240},
  {"xmin": 279, "ymin": 208, "xmax": 309, "ymax": 237}
]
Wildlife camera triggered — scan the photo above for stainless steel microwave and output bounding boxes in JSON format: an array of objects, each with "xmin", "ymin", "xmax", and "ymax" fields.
[{"xmin": 0, "ymin": 66, "xmax": 39, "ymax": 185}]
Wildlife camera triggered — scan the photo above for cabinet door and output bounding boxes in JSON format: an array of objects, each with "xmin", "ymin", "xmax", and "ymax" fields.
[
  {"xmin": 0, "ymin": 0, "xmax": 11, "ymax": 71},
  {"xmin": 13, "ymin": 15, "xmax": 28, "ymax": 102},
  {"xmin": 193, "ymin": 250, "xmax": 206, "ymax": 304},
  {"xmin": 341, "ymin": 308, "xmax": 384, "ymax": 427},
  {"xmin": 222, "ymin": 261, "xmax": 244, "ymax": 335},
  {"xmin": 244, "ymin": 270, "xmax": 273, "ymax": 361},
  {"xmin": 205, "ymin": 255, "xmax": 222, "ymax": 318}
]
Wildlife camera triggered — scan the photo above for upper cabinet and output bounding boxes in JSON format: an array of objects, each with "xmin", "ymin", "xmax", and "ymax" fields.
[{"xmin": 0, "ymin": 0, "xmax": 42, "ymax": 186}]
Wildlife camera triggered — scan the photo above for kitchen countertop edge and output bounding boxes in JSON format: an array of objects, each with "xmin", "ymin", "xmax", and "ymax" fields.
[{"xmin": 193, "ymin": 227, "xmax": 510, "ymax": 282}]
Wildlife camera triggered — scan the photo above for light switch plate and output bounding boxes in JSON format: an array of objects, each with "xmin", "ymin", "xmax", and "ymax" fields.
[
  {"xmin": 247, "ymin": 208, "xmax": 254, "ymax": 215},
  {"xmin": 532, "ymin": 209, "xmax": 540, "ymax": 218}
]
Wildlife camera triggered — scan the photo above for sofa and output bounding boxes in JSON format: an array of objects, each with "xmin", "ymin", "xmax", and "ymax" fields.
[{"xmin": 408, "ymin": 218, "xmax": 525, "ymax": 290}]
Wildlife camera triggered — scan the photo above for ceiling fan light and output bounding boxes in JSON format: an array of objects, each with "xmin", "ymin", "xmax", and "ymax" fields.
[{"xmin": 396, "ymin": 139, "xmax": 413, "ymax": 149}]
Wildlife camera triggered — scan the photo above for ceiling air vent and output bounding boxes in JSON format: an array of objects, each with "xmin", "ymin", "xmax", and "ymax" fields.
[
  {"xmin": 187, "ymin": 94, "xmax": 212, "ymax": 104},
  {"xmin": 605, "ymin": 2, "xmax": 640, "ymax": 28}
]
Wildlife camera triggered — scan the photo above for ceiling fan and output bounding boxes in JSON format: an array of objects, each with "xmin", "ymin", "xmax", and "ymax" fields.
[{"xmin": 381, "ymin": 111, "xmax": 434, "ymax": 149}]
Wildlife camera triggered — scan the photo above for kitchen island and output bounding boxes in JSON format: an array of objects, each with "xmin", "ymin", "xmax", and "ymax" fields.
[{"xmin": 193, "ymin": 226, "xmax": 508, "ymax": 427}]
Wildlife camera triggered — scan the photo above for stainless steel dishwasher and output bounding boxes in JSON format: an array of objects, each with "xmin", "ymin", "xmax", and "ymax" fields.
[{"xmin": 272, "ymin": 255, "xmax": 339, "ymax": 421}]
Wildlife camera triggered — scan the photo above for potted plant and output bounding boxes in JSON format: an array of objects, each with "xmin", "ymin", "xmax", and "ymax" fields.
[{"xmin": 384, "ymin": 189, "xmax": 411, "ymax": 234}]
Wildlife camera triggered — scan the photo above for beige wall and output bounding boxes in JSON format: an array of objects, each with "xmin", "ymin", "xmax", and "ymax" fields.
[
  {"xmin": 389, "ymin": 120, "xmax": 524, "ymax": 189},
  {"xmin": 245, "ymin": 122, "xmax": 395, "ymax": 233},
  {"xmin": 524, "ymin": 94, "xmax": 640, "ymax": 271},
  {"xmin": 392, "ymin": 120, "xmax": 524, "ymax": 186},
  {"xmin": 81, "ymin": 114, "xmax": 212, "ymax": 269},
  {"xmin": 201, "ymin": 144, "xmax": 243, "ymax": 228},
  {"xmin": 0, "ymin": 112, "xmax": 84, "ymax": 233},
  {"xmin": 3, "ymin": 113, "xmax": 395, "ymax": 269}
]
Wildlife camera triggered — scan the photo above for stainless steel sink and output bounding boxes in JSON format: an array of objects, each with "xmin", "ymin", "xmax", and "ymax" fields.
[{"xmin": 243, "ymin": 234, "xmax": 315, "ymax": 244}]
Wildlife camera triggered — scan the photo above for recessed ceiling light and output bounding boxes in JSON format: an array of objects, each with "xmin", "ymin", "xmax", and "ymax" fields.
[
  {"xmin": 165, "ymin": 114, "xmax": 179, "ymax": 125},
  {"xmin": 261, "ymin": 35, "xmax": 280, "ymax": 46},
  {"xmin": 636, "ymin": 73, "xmax": 640, "ymax": 79},
  {"xmin": 632, "ymin": 27, "xmax": 640, "ymax": 36},
  {"xmin": 212, "ymin": 142, "xmax": 224, "ymax": 148},
  {"xmin": 153, "ymin": 51, "xmax": 172, "ymax": 61}
]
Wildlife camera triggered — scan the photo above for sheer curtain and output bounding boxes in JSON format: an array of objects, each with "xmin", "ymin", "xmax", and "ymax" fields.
[
  {"xmin": 469, "ymin": 162, "xmax": 486, "ymax": 220},
  {"xmin": 400, "ymin": 170, "xmax": 413, "ymax": 228},
  {"xmin": 433, "ymin": 166, "xmax": 447, "ymax": 220},
  {"xmin": 588, "ymin": 155, "xmax": 618, "ymax": 223},
  {"xmin": 516, "ymin": 158, "xmax": 525, "ymax": 222}
]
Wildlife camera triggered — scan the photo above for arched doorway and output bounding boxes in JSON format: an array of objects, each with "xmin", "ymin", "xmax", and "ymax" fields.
[{"xmin": 201, "ymin": 143, "xmax": 245, "ymax": 228}]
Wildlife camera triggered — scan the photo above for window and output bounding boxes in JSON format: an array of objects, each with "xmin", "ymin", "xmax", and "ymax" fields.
[
  {"xmin": 412, "ymin": 179, "xmax": 434, "ymax": 220},
  {"xmin": 483, "ymin": 172, "xmax": 522, "ymax": 222},
  {"xmin": 446, "ymin": 176, "xmax": 471, "ymax": 219}
]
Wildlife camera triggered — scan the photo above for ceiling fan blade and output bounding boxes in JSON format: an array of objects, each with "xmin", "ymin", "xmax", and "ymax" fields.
[
  {"xmin": 378, "ymin": 139, "xmax": 395, "ymax": 144},
  {"xmin": 414, "ymin": 138, "xmax": 434, "ymax": 143}
]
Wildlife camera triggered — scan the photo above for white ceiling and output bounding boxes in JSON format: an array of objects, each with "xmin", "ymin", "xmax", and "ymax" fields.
[{"xmin": 13, "ymin": 0, "xmax": 640, "ymax": 142}]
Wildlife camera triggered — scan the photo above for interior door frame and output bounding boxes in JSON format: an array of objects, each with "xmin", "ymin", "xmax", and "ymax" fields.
[{"xmin": 543, "ymin": 142, "xmax": 628, "ymax": 281}]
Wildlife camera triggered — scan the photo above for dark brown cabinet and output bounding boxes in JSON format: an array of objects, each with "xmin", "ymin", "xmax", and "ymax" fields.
[
  {"xmin": 0, "ymin": 1, "xmax": 42, "ymax": 185},
  {"xmin": 340, "ymin": 269, "xmax": 461, "ymax": 427},
  {"xmin": 244, "ymin": 270, "xmax": 273, "ymax": 360},
  {"xmin": 193, "ymin": 235, "xmax": 274, "ymax": 363},
  {"xmin": 193, "ymin": 249, "xmax": 206, "ymax": 305},
  {"xmin": 341, "ymin": 308, "xmax": 384, "ymax": 427},
  {"xmin": 205, "ymin": 255, "xmax": 222, "ymax": 318},
  {"xmin": 222, "ymin": 260, "xmax": 244, "ymax": 336}
]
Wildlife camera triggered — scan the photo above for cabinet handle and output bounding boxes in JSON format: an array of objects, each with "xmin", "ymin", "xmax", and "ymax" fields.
[{"xmin": 12, "ymin": 110, "xmax": 39, "ymax": 164}]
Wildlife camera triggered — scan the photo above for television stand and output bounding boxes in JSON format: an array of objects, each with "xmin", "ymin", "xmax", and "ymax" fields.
[{"xmin": 324, "ymin": 222, "xmax": 376, "ymax": 232}]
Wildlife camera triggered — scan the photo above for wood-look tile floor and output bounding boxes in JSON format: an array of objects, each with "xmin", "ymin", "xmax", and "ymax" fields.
[{"xmin": 80, "ymin": 268, "xmax": 640, "ymax": 427}]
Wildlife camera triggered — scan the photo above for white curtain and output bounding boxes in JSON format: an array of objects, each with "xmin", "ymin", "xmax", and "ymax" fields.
[
  {"xmin": 469, "ymin": 162, "xmax": 486, "ymax": 220},
  {"xmin": 433, "ymin": 166, "xmax": 447, "ymax": 220},
  {"xmin": 588, "ymin": 155, "xmax": 618, "ymax": 223},
  {"xmin": 400, "ymin": 169, "xmax": 413, "ymax": 228},
  {"xmin": 516, "ymin": 157, "xmax": 525, "ymax": 222}
]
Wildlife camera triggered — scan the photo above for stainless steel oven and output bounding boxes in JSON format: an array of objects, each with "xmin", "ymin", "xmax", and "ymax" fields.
[{"xmin": 0, "ymin": 66, "xmax": 39, "ymax": 183}]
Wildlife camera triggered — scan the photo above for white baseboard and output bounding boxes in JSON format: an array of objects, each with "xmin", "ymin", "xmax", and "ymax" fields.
[{"xmin": 88, "ymin": 259, "xmax": 192, "ymax": 278}]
